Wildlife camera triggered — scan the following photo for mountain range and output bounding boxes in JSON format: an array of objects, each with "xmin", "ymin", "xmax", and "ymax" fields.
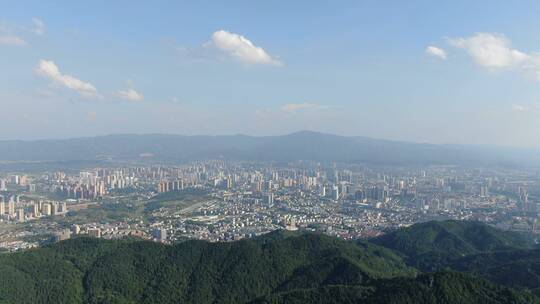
[
  {"xmin": 1, "ymin": 220, "xmax": 540, "ymax": 303},
  {"xmin": 0, "ymin": 131, "xmax": 538, "ymax": 166}
]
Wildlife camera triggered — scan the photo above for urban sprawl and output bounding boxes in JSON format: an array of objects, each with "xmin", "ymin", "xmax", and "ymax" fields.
[{"xmin": 0, "ymin": 161, "xmax": 538, "ymax": 252}]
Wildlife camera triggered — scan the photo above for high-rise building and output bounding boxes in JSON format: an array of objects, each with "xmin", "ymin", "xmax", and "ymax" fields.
[
  {"xmin": 479, "ymin": 186, "xmax": 488, "ymax": 197},
  {"xmin": 58, "ymin": 202, "xmax": 68, "ymax": 214},
  {"xmin": 251, "ymin": 181, "xmax": 262, "ymax": 193},
  {"xmin": 51, "ymin": 202, "xmax": 58, "ymax": 215},
  {"xmin": 19, "ymin": 175, "xmax": 27, "ymax": 186},
  {"xmin": 431, "ymin": 199, "xmax": 442, "ymax": 213},
  {"xmin": 368, "ymin": 186, "xmax": 388, "ymax": 201},
  {"xmin": 153, "ymin": 228, "xmax": 167, "ymax": 243},
  {"xmin": 172, "ymin": 179, "xmax": 184, "ymax": 191},
  {"xmin": 518, "ymin": 186, "xmax": 529, "ymax": 212},
  {"xmin": 0, "ymin": 200, "xmax": 4, "ymax": 215},
  {"xmin": 16, "ymin": 209, "xmax": 24, "ymax": 222},
  {"xmin": 88, "ymin": 228, "xmax": 101, "ymax": 238},
  {"xmin": 339, "ymin": 183, "xmax": 348, "ymax": 198},
  {"xmin": 354, "ymin": 189, "xmax": 365, "ymax": 201},
  {"xmin": 7, "ymin": 199, "xmax": 15, "ymax": 216},
  {"xmin": 332, "ymin": 186, "xmax": 339, "ymax": 200},
  {"xmin": 71, "ymin": 224, "xmax": 80, "ymax": 235},
  {"xmin": 42, "ymin": 203, "xmax": 52, "ymax": 216},
  {"xmin": 54, "ymin": 229, "xmax": 71, "ymax": 242},
  {"xmin": 32, "ymin": 202, "xmax": 40, "ymax": 217},
  {"xmin": 264, "ymin": 193, "xmax": 274, "ymax": 205},
  {"xmin": 157, "ymin": 180, "xmax": 172, "ymax": 193}
]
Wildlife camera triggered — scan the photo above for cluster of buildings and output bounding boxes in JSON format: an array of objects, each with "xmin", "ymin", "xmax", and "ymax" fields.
[
  {"xmin": 0, "ymin": 195, "xmax": 68, "ymax": 223},
  {"xmin": 0, "ymin": 175, "xmax": 36, "ymax": 192},
  {"xmin": 140, "ymin": 162, "xmax": 540, "ymax": 241},
  {"xmin": 54, "ymin": 224, "xmax": 167, "ymax": 244},
  {"xmin": 157, "ymin": 180, "xmax": 184, "ymax": 193},
  {"xmin": 1, "ymin": 161, "xmax": 540, "ymax": 251}
]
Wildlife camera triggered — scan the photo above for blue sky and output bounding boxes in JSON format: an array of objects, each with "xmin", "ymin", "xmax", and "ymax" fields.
[{"xmin": 2, "ymin": 1, "xmax": 540, "ymax": 146}]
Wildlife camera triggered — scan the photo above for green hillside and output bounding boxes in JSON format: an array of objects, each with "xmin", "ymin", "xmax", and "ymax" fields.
[
  {"xmin": 0, "ymin": 232, "xmax": 414, "ymax": 304},
  {"xmin": 371, "ymin": 220, "xmax": 534, "ymax": 270},
  {"xmin": 252, "ymin": 271, "xmax": 539, "ymax": 304},
  {"xmin": 446, "ymin": 249, "xmax": 540, "ymax": 295},
  {"xmin": 0, "ymin": 221, "xmax": 538, "ymax": 303}
]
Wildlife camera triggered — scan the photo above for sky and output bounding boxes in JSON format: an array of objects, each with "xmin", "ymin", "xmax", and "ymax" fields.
[{"xmin": 2, "ymin": 1, "xmax": 540, "ymax": 146}]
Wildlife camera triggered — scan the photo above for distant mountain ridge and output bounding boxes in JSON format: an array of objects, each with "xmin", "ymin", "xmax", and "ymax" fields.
[{"xmin": 0, "ymin": 131, "xmax": 538, "ymax": 165}]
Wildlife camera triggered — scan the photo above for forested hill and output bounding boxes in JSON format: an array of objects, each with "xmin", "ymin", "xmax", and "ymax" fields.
[
  {"xmin": 370, "ymin": 220, "xmax": 540, "ymax": 298},
  {"xmin": 0, "ymin": 232, "xmax": 414, "ymax": 304},
  {"xmin": 0, "ymin": 222, "xmax": 539, "ymax": 303},
  {"xmin": 371, "ymin": 220, "xmax": 535, "ymax": 270},
  {"xmin": 251, "ymin": 271, "xmax": 537, "ymax": 304}
]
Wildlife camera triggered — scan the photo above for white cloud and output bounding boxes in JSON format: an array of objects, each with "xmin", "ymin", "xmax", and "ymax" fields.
[
  {"xmin": 208, "ymin": 30, "xmax": 281, "ymax": 66},
  {"xmin": 31, "ymin": 18, "xmax": 45, "ymax": 35},
  {"xmin": 117, "ymin": 88, "xmax": 144, "ymax": 102},
  {"xmin": 281, "ymin": 103, "xmax": 327, "ymax": 113},
  {"xmin": 512, "ymin": 104, "xmax": 526, "ymax": 112},
  {"xmin": 449, "ymin": 32, "xmax": 540, "ymax": 81},
  {"xmin": 35, "ymin": 60, "xmax": 98, "ymax": 97},
  {"xmin": 0, "ymin": 35, "xmax": 26, "ymax": 45},
  {"xmin": 449, "ymin": 33, "xmax": 529, "ymax": 68},
  {"xmin": 522, "ymin": 54, "xmax": 540, "ymax": 81},
  {"xmin": 0, "ymin": 24, "xmax": 27, "ymax": 46},
  {"xmin": 425, "ymin": 46, "xmax": 447, "ymax": 60}
]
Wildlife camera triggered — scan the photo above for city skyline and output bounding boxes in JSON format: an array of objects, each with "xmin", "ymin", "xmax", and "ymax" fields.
[
  {"xmin": 3, "ymin": 1, "xmax": 540, "ymax": 146},
  {"xmin": 2, "ymin": 3, "xmax": 540, "ymax": 303}
]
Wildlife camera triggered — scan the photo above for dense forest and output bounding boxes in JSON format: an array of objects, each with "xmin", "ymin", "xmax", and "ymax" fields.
[
  {"xmin": 371, "ymin": 220, "xmax": 535, "ymax": 270},
  {"xmin": 0, "ymin": 220, "xmax": 539, "ymax": 303}
]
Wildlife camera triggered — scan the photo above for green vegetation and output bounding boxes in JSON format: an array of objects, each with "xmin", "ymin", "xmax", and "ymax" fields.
[
  {"xmin": 446, "ymin": 248, "xmax": 540, "ymax": 296},
  {"xmin": 369, "ymin": 220, "xmax": 540, "ymax": 298},
  {"xmin": 107, "ymin": 187, "xmax": 140, "ymax": 196},
  {"xmin": 253, "ymin": 272, "xmax": 539, "ymax": 304},
  {"xmin": 371, "ymin": 220, "xmax": 534, "ymax": 270},
  {"xmin": 0, "ymin": 232, "xmax": 415, "ymax": 304},
  {"xmin": 65, "ymin": 203, "xmax": 145, "ymax": 224},
  {"xmin": 145, "ymin": 188, "xmax": 210, "ymax": 212},
  {"xmin": 0, "ymin": 221, "xmax": 539, "ymax": 303}
]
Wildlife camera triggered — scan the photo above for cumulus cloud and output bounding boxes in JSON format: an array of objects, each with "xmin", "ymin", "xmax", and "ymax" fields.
[
  {"xmin": 35, "ymin": 60, "xmax": 98, "ymax": 97},
  {"xmin": 31, "ymin": 18, "xmax": 45, "ymax": 35},
  {"xmin": 207, "ymin": 30, "xmax": 281, "ymax": 66},
  {"xmin": 449, "ymin": 33, "xmax": 529, "ymax": 68},
  {"xmin": 117, "ymin": 88, "xmax": 144, "ymax": 101},
  {"xmin": 448, "ymin": 32, "xmax": 540, "ymax": 81},
  {"xmin": 281, "ymin": 103, "xmax": 328, "ymax": 113},
  {"xmin": 425, "ymin": 46, "xmax": 447, "ymax": 60}
]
